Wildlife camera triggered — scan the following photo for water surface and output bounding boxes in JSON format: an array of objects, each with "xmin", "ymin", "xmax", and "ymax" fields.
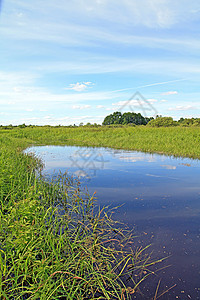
[{"xmin": 26, "ymin": 146, "xmax": 200, "ymax": 299}]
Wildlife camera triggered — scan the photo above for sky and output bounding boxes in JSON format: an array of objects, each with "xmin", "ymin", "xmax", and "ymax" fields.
[{"xmin": 0, "ymin": 0, "xmax": 200, "ymax": 125}]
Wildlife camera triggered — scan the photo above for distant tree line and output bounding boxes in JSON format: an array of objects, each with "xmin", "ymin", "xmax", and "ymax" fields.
[
  {"xmin": 102, "ymin": 112, "xmax": 200, "ymax": 127},
  {"xmin": 1, "ymin": 115, "xmax": 200, "ymax": 129},
  {"xmin": 147, "ymin": 117, "xmax": 200, "ymax": 127}
]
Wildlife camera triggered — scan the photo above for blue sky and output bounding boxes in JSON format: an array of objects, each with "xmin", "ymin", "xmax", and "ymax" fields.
[{"xmin": 0, "ymin": 0, "xmax": 200, "ymax": 125}]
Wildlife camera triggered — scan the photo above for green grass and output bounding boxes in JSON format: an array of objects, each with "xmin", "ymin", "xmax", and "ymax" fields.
[
  {"xmin": 1, "ymin": 125, "xmax": 198, "ymax": 299},
  {"xmin": 4, "ymin": 125, "xmax": 200, "ymax": 158}
]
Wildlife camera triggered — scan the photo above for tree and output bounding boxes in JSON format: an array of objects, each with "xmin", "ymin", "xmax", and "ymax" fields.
[
  {"xmin": 193, "ymin": 119, "xmax": 200, "ymax": 126},
  {"xmin": 18, "ymin": 123, "xmax": 26, "ymax": 128},
  {"xmin": 102, "ymin": 112, "xmax": 122, "ymax": 125},
  {"xmin": 178, "ymin": 118, "xmax": 200, "ymax": 127},
  {"xmin": 102, "ymin": 111, "xmax": 152, "ymax": 126}
]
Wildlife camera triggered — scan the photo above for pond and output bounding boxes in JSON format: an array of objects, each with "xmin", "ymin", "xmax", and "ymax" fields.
[{"xmin": 25, "ymin": 145, "xmax": 200, "ymax": 299}]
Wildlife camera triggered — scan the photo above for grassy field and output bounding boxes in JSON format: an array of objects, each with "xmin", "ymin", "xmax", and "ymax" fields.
[
  {"xmin": 1, "ymin": 125, "xmax": 199, "ymax": 299},
  {"xmin": 5, "ymin": 125, "xmax": 200, "ymax": 158}
]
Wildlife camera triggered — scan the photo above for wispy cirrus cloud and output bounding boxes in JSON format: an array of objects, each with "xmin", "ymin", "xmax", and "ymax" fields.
[
  {"xmin": 3, "ymin": 0, "xmax": 200, "ymax": 32},
  {"xmin": 2, "ymin": 1, "xmax": 200, "ymax": 64},
  {"xmin": 109, "ymin": 80, "xmax": 185, "ymax": 94},
  {"xmin": 29, "ymin": 57, "xmax": 200, "ymax": 76},
  {"xmin": 161, "ymin": 91, "xmax": 178, "ymax": 95},
  {"xmin": 112, "ymin": 99, "xmax": 157, "ymax": 107},
  {"xmin": 1, "ymin": 1, "xmax": 200, "ymax": 125}
]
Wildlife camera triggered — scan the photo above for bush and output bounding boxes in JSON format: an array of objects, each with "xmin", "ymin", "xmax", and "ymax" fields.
[
  {"xmin": 178, "ymin": 118, "xmax": 200, "ymax": 127},
  {"xmin": 147, "ymin": 117, "xmax": 177, "ymax": 127}
]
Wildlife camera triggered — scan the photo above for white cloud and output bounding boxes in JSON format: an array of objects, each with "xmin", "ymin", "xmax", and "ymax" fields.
[
  {"xmin": 5, "ymin": 0, "xmax": 199, "ymax": 30},
  {"xmin": 65, "ymin": 82, "xmax": 94, "ymax": 92},
  {"xmin": 147, "ymin": 99, "xmax": 157, "ymax": 103},
  {"xmin": 32, "ymin": 56, "xmax": 200, "ymax": 76},
  {"xmin": 2, "ymin": 0, "xmax": 200, "ymax": 58},
  {"xmin": 74, "ymin": 170, "xmax": 89, "ymax": 178},
  {"xmin": 111, "ymin": 98, "xmax": 158, "ymax": 116},
  {"xmin": 7, "ymin": 101, "xmax": 16, "ymax": 105},
  {"xmin": 84, "ymin": 81, "xmax": 92, "ymax": 85},
  {"xmin": 161, "ymin": 91, "xmax": 178, "ymax": 95},
  {"xmin": 160, "ymin": 99, "xmax": 167, "ymax": 102},
  {"xmin": 1, "ymin": 1, "xmax": 200, "ymax": 126},
  {"xmin": 13, "ymin": 87, "xmax": 22, "ymax": 93},
  {"xmin": 168, "ymin": 105, "xmax": 197, "ymax": 111},
  {"xmin": 14, "ymin": 115, "xmax": 103, "ymax": 126},
  {"xmin": 118, "ymin": 155, "xmax": 155, "ymax": 163},
  {"xmin": 0, "ymin": 71, "xmax": 38, "ymax": 87},
  {"xmin": 112, "ymin": 99, "xmax": 157, "ymax": 107},
  {"xmin": 161, "ymin": 165, "xmax": 177, "ymax": 170},
  {"xmin": 0, "ymin": 71, "xmax": 115, "ymax": 108},
  {"xmin": 72, "ymin": 105, "xmax": 91, "ymax": 110}
]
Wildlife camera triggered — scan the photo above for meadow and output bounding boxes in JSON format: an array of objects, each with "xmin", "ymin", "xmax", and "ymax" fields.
[
  {"xmin": 5, "ymin": 125, "xmax": 200, "ymax": 158},
  {"xmin": 0, "ymin": 125, "xmax": 199, "ymax": 299}
]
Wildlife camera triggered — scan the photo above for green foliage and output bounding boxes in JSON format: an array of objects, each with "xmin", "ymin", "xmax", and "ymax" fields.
[
  {"xmin": 102, "ymin": 111, "xmax": 152, "ymax": 126},
  {"xmin": 178, "ymin": 117, "xmax": 200, "ymax": 127},
  {"xmin": 193, "ymin": 119, "xmax": 200, "ymax": 126},
  {"xmin": 18, "ymin": 123, "xmax": 27, "ymax": 128},
  {"xmin": 102, "ymin": 111, "xmax": 123, "ymax": 125},
  {"xmin": 147, "ymin": 117, "xmax": 177, "ymax": 127}
]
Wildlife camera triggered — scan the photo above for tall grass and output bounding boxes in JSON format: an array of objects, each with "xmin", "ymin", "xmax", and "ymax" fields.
[
  {"xmin": 0, "ymin": 128, "xmax": 169, "ymax": 299},
  {"xmin": 4, "ymin": 125, "xmax": 200, "ymax": 158}
]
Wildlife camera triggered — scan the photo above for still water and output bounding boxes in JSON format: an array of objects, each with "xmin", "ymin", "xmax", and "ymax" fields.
[{"xmin": 26, "ymin": 145, "xmax": 200, "ymax": 299}]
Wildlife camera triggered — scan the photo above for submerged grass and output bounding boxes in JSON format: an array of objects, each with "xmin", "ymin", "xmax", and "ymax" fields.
[{"xmin": 1, "ymin": 125, "xmax": 196, "ymax": 299}]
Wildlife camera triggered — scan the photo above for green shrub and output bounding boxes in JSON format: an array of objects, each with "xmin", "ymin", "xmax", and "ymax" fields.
[{"xmin": 147, "ymin": 117, "xmax": 177, "ymax": 127}]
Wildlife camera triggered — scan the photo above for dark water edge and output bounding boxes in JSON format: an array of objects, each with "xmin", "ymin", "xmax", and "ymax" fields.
[{"xmin": 25, "ymin": 145, "xmax": 200, "ymax": 299}]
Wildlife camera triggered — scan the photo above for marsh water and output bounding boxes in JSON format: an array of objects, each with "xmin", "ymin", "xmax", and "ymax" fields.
[{"xmin": 26, "ymin": 145, "xmax": 200, "ymax": 299}]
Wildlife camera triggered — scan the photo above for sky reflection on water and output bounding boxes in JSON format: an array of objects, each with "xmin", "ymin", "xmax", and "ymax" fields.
[{"xmin": 26, "ymin": 146, "xmax": 200, "ymax": 299}]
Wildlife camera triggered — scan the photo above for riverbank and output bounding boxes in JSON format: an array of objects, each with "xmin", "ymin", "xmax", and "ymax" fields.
[
  {"xmin": 0, "ymin": 127, "xmax": 167, "ymax": 299},
  {"xmin": 1, "ymin": 125, "xmax": 199, "ymax": 299}
]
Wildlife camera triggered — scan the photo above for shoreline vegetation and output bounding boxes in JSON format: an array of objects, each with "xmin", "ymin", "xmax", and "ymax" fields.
[
  {"xmin": 2, "ymin": 124, "xmax": 200, "ymax": 158},
  {"xmin": 1, "ymin": 125, "xmax": 199, "ymax": 299}
]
